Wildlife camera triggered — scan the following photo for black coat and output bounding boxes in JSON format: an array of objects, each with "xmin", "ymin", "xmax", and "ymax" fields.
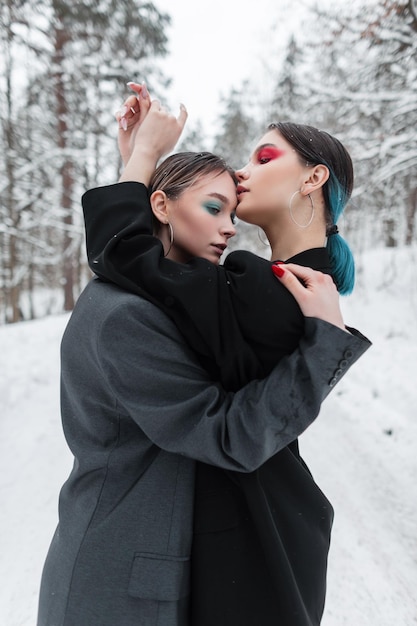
[{"xmin": 82, "ymin": 182, "xmax": 356, "ymax": 625}]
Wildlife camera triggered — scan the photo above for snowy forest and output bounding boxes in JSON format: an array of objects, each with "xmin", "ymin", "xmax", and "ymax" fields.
[{"xmin": 0, "ymin": 0, "xmax": 416, "ymax": 324}]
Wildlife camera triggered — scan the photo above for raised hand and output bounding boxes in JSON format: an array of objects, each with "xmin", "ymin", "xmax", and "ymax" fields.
[
  {"xmin": 119, "ymin": 97, "xmax": 188, "ymax": 186},
  {"xmin": 115, "ymin": 82, "xmax": 152, "ymax": 166}
]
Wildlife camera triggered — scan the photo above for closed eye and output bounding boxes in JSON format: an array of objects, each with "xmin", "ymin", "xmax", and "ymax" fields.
[
  {"xmin": 256, "ymin": 146, "xmax": 284, "ymax": 164},
  {"xmin": 203, "ymin": 202, "xmax": 222, "ymax": 215}
]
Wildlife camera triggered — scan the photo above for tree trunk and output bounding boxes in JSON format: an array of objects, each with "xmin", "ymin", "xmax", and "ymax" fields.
[
  {"xmin": 53, "ymin": 22, "xmax": 75, "ymax": 311},
  {"xmin": 405, "ymin": 186, "xmax": 416, "ymax": 245},
  {"xmin": 3, "ymin": 1, "xmax": 20, "ymax": 323}
]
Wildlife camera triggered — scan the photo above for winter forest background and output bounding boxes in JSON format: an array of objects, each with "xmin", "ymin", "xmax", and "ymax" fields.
[
  {"xmin": 0, "ymin": 0, "xmax": 416, "ymax": 325},
  {"xmin": 1, "ymin": 2, "xmax": 417, "ymax": 624}
]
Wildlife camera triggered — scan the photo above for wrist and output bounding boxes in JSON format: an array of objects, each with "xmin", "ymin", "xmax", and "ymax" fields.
[
  {"xmin": 130, "ymin": 143, "xmax": 162, "ymax": 163},
  {"xmin": 119, "ymin": 145, "xmax": 159, "ymax": 185}
]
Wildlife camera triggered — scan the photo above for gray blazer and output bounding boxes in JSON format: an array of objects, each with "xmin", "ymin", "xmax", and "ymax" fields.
[{"xmin": 37, "ymin": 278, "xmax": 370, "ymax": 626}]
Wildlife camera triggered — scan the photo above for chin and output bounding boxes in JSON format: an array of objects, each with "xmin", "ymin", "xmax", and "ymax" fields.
[
  {"xmin": 236, "ymin": 205, "xmax": 253, "ymax": 222},
  {"xmin": 236, "ymin": 211, "xmax": 256, "ymax": 226},
  {"xmin": 207, "ymin": 253, "xmax": 221, "ymax": 265}
]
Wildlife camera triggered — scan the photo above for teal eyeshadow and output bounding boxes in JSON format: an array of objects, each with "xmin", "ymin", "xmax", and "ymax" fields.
[{"xmin": 202, "ymin": 202, "xmax": 222, "ymax": 214}]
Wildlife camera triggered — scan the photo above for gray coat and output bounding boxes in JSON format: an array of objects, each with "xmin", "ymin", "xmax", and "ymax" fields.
[{"xmin": 37, "ymin": 278, "xmax": 370, "ymax": 626}]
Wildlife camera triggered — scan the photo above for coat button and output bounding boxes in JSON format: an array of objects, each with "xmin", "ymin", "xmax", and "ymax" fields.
[
  {"xmin": 339, "ymin": 359, "xmax": 349, "ymax": 368},
  {"xmin": 343, "ymin": 349, "xmax": 353, "ymax": 359},
  {"xmin": 329, "ymin": 377, "xmax": 338, "ymax": 387}
]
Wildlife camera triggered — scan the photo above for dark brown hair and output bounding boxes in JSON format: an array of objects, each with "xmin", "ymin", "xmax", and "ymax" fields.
[
  {"xmin": 151, "ymin": 151, "xmax": 237, "ymax": 198},
  {"xmin": 269, "ymin": 122, "xmax": 355, "ymax": 294}
]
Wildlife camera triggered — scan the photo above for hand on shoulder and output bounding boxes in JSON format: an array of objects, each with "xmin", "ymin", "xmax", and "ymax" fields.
[{"xmin": 272, "ymin": 262, "xmax": 347, "ymax": 331}]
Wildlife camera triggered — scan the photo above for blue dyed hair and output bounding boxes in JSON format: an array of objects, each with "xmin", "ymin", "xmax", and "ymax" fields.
[{"xmin": 268, "ymin": 122, "xmax": 355, "ymax": 295}]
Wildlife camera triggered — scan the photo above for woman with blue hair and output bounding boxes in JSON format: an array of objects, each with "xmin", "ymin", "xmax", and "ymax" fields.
[
  {"xmin": 264, "ymin": 121, "xmax": 355, "ymax": 294},
  {"xmin": 81, "ymin": 90, "xmax": 362, "ymax": 625}
]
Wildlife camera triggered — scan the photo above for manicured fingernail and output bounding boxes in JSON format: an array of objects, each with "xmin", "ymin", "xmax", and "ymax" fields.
[
  {"xmin": 141, "ymin": 82, "xmax": 149, "ymax": 98},
  {"xmin": 271, "ymin": 264, "xmax": 285, "ymax": 278},
  {"xmin": 120, "ymin": 117, "xmax": 128, "ymax": 131}
]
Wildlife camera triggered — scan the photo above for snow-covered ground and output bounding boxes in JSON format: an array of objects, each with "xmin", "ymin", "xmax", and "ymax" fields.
[{"xmin": 1, "ymin": 247, "xmax": 416, "ymax": 625}]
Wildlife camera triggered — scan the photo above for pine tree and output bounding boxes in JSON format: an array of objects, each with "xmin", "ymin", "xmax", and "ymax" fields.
[
  {"xmin": 0, "ymin": 0, "xmax": 171, "ymax": 322},
  {"xmin": 304, "ymin": 0, "xmax": 417, "ymax": 250},
  {"xmin": 212, "ymin": 84, "xmax": 259, "ymax": 169}
]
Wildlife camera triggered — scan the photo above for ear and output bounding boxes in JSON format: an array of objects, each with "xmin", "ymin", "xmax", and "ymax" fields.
[
  {"xmin": 150, "ymin": 190, "xmax": 169, "ymax": 224},
  {"xmin": 300, "ymin": 164, "xmax": 329, "ymax": 196}
]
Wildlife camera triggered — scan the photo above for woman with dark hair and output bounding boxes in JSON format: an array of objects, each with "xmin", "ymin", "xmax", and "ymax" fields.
[{"xmin": 37, "ymin": 88, "xmax": 370, "ymax": 626}]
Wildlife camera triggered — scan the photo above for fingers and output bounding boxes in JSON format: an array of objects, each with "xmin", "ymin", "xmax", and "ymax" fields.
[
  {"xmin": 178, "ymin": 103, "xmax": 188, "ymax": 129},
  {"xmin": 115, "ymin": 81, "xmax": 151, "ymax": 131},
  {"xmin": 271, "ymin": 263, "xmax": 308, "ymax": 299},
  {"xmin": 127, "ymin": 81, "xmax": 149, "ymax": 99},
  {"xmin": 274, "ymin": 263, "xmax": 335, "ymax": 291},
  {"xmin": 115, "ymin": 97, "xmax": 138, "ymax": 129},
  {"xmin": 272, "ymin": 263, "xmax": 345, "ymax": 330},
  {"xmin": 282, "ymin": 263, "xmax": 332, "ymax": 285},
  {"xmin": 149, "ymin": 99, "xmax": 161, "ymax": 111},
  {"xmin": 115, "ymin": 81, "xmax": 187, "ymax": 168},
  {"xmin": 116, "ymin": 100, "xmax": 139, "ymax": 131},
  {"xmin": 149, "ymin": 99, "xmax": 188, "ymax": 121},
  {"xmin": 115, "ymin": 77, "xmax": 187, "ymax": 134},
  {"xmin": 147, "ymin": 99, "xmax": 172, "ymax": 115}
]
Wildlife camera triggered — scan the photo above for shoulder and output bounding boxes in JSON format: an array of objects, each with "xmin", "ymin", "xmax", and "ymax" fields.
[
  {"xmin": 75, "ymin": 278, "xmax": 180, "ymax": 337},
  {"xmin": 224, "ymin": 250, "xmax": 270, "ymax": 274},
  {"xmin": 223, "ymin": 250, "xmax": 290, "ymax": 300},
  {"xmin": 66, "ymin": 280, "xmax": 195, "ymax": 373}
]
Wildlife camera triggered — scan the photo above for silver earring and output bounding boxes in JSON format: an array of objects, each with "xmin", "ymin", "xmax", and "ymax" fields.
[
  {"xmin": 288, "ymin": 191, "xmax": 315, "ymax": 228},
  {"xmin": 164, "ymin": 222, "xmax": 174, "ymax": 257},
  {"xmin": 257, "ymin": 228, "xmax": 270, "ymax": 247}
]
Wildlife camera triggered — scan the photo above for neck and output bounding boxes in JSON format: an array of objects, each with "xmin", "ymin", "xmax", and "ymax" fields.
[
  {"xmin": 265, "ymin": 193, "xmax": 328, "ymax": 261},
  {"xmin": 266, "ymin": 222, "xmax": 327, "ymax": 262}
]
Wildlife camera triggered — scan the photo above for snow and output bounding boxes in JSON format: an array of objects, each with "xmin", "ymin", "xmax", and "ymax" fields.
[{"xmin": 1, "ymin": 246, "xmax": 416, "ymax": 625}]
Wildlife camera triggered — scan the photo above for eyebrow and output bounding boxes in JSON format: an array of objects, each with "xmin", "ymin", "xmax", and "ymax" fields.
[
  {"xmin": 206, "ymin": 192, "xmax": 235, "ymax": 203},
  {"xmin": 256, "ymin": 143, "xmax": 276, "ymax": 150},
  {"xmin": 254, "ymin": 143, "xmax": 281, "ymax": 155}
]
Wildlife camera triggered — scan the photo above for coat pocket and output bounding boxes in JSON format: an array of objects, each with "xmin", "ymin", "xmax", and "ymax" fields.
[{"xmin": 128, "ymin": 552, "xmax": 190, "ymax": 601}]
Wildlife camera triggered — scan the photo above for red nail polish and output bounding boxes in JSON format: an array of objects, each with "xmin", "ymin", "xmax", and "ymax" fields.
[{"xmin": 271, "ymin": 264, "xmax": 285, "ymax": 278}]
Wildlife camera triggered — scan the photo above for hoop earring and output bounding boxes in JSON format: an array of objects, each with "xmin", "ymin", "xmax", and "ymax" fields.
[
  {"xmin": 164, "ymin": 222, "xmax": 174, "ymax": 257},
  {"xmin": 288, "ymin": 191, "xmax": 315, "ymax": 228},
  {"xmin": 257, "ymin": 228, "xmax": 269, "ymax": 247}
]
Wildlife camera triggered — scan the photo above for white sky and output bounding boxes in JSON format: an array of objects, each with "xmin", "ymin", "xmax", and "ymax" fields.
[{"xmin": 151, "ymin": 0, "xmax": 298, "ymax": 137}]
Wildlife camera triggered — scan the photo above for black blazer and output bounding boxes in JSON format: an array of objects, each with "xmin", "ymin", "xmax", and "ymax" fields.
[{"xmin": 82, "ymin": 182, "xmax": 350, "ymax": 626}]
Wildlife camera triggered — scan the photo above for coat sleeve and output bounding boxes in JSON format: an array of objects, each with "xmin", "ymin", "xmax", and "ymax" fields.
[
  {"xmin": 82, "ymin": 182, "xmax": 267, "ymax": 388},
  {"xmin": 82, "ymin": 182, "xmax": 314, "ymax": 390},
  {"xmin": 97, "ymin": 296, "xmax": 371, "ymax": 472}
]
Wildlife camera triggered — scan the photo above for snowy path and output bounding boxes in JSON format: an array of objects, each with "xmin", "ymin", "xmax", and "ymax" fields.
[
  {"xmin": 303, "ymin": 393, "xmax": 417, "ymax": 625},
  {"xmin": 1, "ymin": 247, "xmax": 417, "ymax": 625}
]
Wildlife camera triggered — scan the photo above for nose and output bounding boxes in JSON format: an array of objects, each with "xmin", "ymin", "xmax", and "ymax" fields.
[
  {"xmin": 234, "ymin": 165, "xmax": 249, "ymax": 181},
  {"xmin": 220, "ymin": 217, "xmax": 236, "ymax": 239}
]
